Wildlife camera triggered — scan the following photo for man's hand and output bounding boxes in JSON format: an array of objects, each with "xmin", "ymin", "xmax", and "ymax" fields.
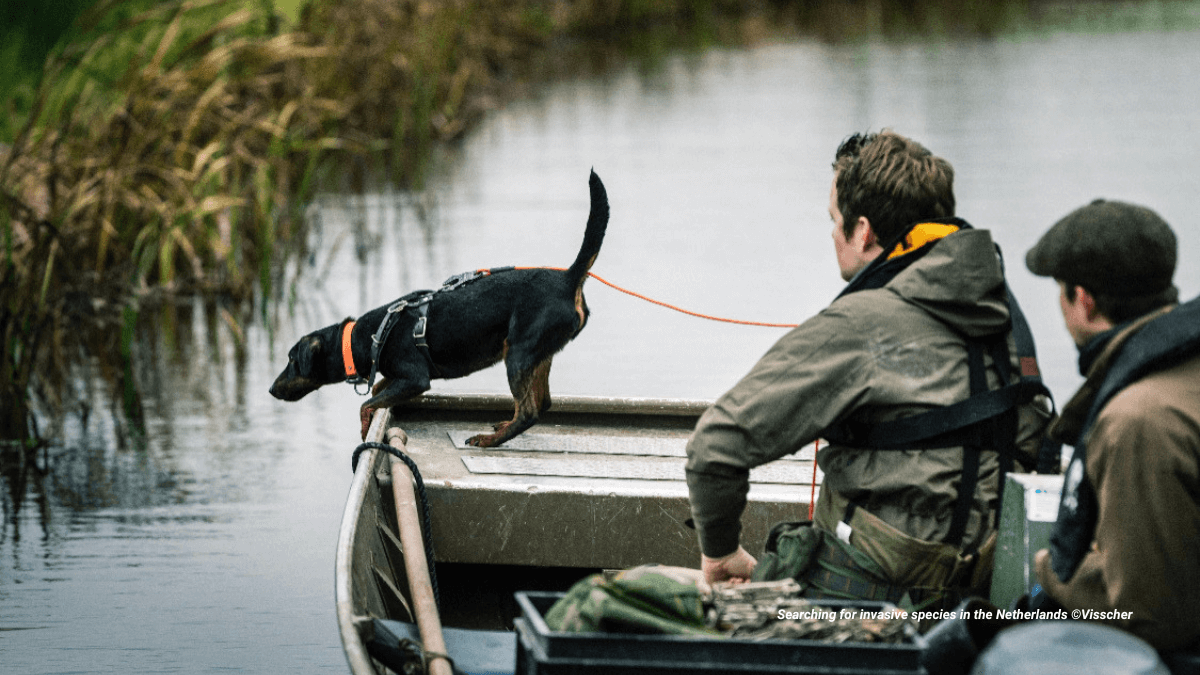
[
  {"xmin": 1034, "ymin": 548, "xmax": 1050, "ymax": 575},
  {"xmin": 701, "ymin": 546, "xmax": 757, "ymax": 585}
]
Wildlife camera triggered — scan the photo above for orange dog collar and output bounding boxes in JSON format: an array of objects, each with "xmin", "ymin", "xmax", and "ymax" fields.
[{"xmin": 342, "ymin": 321, "xmax": 357, "ymax": 378}]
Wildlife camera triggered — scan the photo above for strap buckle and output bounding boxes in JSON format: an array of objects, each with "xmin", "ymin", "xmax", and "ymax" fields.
[
  {"xmin": 371, "ymin": 300, "xmax": 409, "ymax": 351},
  {"xmin": 349, "ymin": 375, "xmax": 370, "ymax": 396},
  {"xmin": 440, "ymin": 270, "xmax": 485, "ymax": 292},
  {"xmin": 385, "ymin": 299, "xmax": 409, "ymax": 316}
]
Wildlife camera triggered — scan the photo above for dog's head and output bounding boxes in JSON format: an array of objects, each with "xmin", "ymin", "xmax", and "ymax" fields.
[{"xmin": 269, "ymin": 320, "xmax": 350, "ymax": 401}]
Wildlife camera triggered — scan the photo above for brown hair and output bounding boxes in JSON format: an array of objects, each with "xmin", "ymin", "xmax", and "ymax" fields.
[
  {"xmin": 1065, "ymin": 283, "xmax": 1179, "ymax": 325},
  {"xmin": 833, "ymin": 130, "xmax": 956, "ymax": 244}
]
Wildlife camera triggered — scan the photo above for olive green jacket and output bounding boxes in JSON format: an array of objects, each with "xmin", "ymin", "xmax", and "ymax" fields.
[{"xmin": 685, "ymin": 229, "xmax": 1051, "ymax": 572}]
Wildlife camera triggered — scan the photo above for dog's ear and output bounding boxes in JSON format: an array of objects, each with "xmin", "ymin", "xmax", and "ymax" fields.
[{"xmin": 297, "ymin": 335, "xmax": 323, "ymax": 376}]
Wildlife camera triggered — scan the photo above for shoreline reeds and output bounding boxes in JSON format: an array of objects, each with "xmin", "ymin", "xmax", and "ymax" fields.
[{"xmin": 2, "ymin": 0, "xmax": 339, "ymax": 443}]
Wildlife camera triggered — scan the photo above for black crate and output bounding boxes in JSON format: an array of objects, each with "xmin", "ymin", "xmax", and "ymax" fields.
[{"xmin": 514, "ymin": 591, "xmax": 926, "ymax": 675}]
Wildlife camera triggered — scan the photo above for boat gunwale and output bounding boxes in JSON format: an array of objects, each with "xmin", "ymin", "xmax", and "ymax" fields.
[
  {"xmin": 392, "ymin": 392, "xmax": 713, "ymax": 417},
  {"xmin": 337, "ymin": 407, "xmax": 394, "ymax": 675}
]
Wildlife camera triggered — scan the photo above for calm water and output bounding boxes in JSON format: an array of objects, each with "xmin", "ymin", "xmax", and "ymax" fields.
[{"xmin": 5, "ymin": 13, "xmax": 1200, "ymax": 674}]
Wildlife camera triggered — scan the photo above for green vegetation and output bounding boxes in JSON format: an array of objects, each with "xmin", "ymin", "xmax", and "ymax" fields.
[{"xmin": 2, "ymin": 0, "xmax": 337, "ymax": 443}]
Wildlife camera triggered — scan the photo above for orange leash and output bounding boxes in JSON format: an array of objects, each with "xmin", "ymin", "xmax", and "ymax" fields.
[
  {"xmin": 504, "ymin": 266, "xmax": 800, "ymax": 328},
  {"xmin": 809, "ymin": 440, "xmax": 820, "ymax": 520},
  {"xmin": 586, "ymin": 271, "xmax": 800, "ymax": 328},
  {"xmin": 496, "ymin": 266, "xmax": 816, "ymax": 506}
]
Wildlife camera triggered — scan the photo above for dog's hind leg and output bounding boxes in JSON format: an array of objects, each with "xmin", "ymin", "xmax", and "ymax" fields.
[
  {"xmin": 465, "ymin": 357, "xmax": 552, "ymax": 448},
  {"xmin": 358, "ymin": 374, "xmax": 430, "ymax": 440}
]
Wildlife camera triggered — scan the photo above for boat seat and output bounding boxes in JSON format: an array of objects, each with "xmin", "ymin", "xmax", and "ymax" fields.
[{"xmin": 368, "ymin": 618, "xmax": 515, "ymax": 675}]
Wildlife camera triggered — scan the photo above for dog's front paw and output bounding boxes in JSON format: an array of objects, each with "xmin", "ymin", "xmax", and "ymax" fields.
[
  {"xmin": 465, "ymin": 432, "xmax": 500, "ymax": 448},
  {"xmin": 359, "ymin": 406, "xmax": 374, "ymax": 440}
]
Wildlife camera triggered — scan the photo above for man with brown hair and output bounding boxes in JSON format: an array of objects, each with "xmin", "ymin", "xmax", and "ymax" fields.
[
  {"xmin": 1027, "ymin": 199, "xmax": 1200, "ymax": 654},
  {"xmin": 686, "ymin": 130, "xmax": 1052, "ymax": 608}
]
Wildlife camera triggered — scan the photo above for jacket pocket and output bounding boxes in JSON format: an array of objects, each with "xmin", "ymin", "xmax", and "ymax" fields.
[{"xmin": 751, "ymin": 520, "xmax": 823, "ymax": 583}]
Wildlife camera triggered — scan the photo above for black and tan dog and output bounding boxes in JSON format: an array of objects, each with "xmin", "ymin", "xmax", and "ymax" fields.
[{"xmin": 269, "ymin": 170, "xmax": 608, "ymax": 446}]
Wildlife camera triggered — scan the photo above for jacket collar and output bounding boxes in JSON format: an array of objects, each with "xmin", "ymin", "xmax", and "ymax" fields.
[
  {"xmin": 885, "ymin": 221, "xmax": 962, "ymax": 261},
  {"xmin": 1051, "ymin": 303, "xmax": 1175, "ymax": 445},
  {"xmin": 836, "ymin": 218, "xmax": 969, "ymax": 301},
  {"xmin": 1076, "ymin": 323, "xmax": 1123, "ymax": 376}
]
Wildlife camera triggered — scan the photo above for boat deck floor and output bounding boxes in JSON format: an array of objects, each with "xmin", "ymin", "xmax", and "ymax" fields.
[{"xmin": 388, "ymin": 394, "xmax": 821, "ymax": 573}]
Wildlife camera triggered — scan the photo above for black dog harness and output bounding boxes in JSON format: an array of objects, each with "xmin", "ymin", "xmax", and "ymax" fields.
[{"xmin": 347, "ymin": 268, "xmax": 513, "ymax": 395}]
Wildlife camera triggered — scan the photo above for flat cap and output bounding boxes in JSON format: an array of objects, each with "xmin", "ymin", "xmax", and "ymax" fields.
[{"xmin": 1026, "ymin": 199, "xmax": 1176, "ymax": 297}]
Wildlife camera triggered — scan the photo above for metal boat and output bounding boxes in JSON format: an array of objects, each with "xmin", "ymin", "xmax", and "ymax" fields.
[{"xmin": 336, "ymin": 393, "xmax": 822, "ymax": 674}]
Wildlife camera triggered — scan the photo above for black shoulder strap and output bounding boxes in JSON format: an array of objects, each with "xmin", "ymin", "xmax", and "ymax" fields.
[
  {"xmin": 1007, "ymin": 285, "xmax": 1063, "ymax": 474},
  {"xmin": 356, "ymin": 291, "xmax": 436, "ymax": 394},
  {"xmin": 945, "ymin": 341, "xmax": 989, "ymax": 547},
  {"xmin": 824, "ymin": 286, "xmax": 1054, "ymax": 453},
  {"xmin": 412, "ymin": 300, "xmax": 439, "ymax": 378},
  {"xmin": 824, "ymin": 378, "xmax": 1046, "ymax": 450},
  {"xmin": 822, "ymin": 284, "xmax": 1056, "ymax": 548},
  {"xmin": 828, "ymin": 230, "xmax": 1057, "ymax": 460}
]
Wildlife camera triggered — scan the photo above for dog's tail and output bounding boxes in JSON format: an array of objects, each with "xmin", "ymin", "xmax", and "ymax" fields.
[{"xmin": 564, "ymin": 169, "xmax": 609, "ymax": 290}]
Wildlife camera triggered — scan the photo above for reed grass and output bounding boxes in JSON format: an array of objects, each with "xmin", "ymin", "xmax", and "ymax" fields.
[{"xmin": 1, "ymin": 0, "xmax": 345, "ymax": 441}]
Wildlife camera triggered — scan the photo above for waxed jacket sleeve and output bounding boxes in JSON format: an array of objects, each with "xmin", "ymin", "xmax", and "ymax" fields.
[
  {"xmin": 1036, "ymin": 356, "xmax": 1200, "ymax": 651},
  {"xmin": 685, "ymin": 304, "xmax": 873, "ymax": 558}
]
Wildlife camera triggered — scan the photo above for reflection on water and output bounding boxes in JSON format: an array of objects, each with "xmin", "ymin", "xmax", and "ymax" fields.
[{"xmin": 5, "ymin": 6, "xmax": 1200, "ymax": 673}]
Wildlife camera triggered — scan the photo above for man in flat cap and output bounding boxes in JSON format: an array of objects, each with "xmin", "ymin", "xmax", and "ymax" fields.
[{"xmin": 1026, "ymin": 199, "xmax": 1200, "ymax": 654}]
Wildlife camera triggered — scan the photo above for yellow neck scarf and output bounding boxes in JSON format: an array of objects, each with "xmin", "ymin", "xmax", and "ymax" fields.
[{"xmin": 886, "ymin": 222, "xmax": 960, "ymax": 260}]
